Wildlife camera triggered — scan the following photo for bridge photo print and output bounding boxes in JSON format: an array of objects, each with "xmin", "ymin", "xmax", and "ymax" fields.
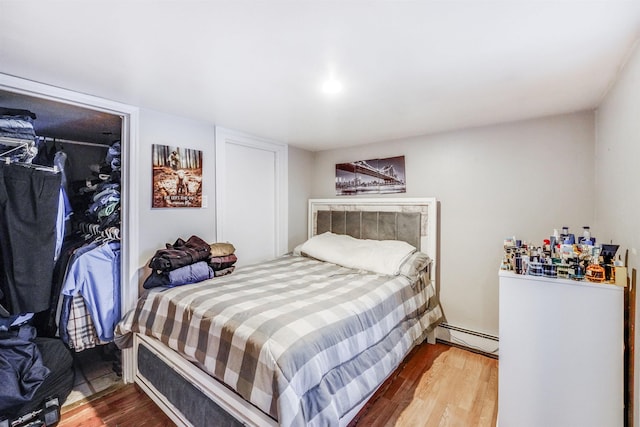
[{"xmin": 335, "ymin": 155, "xmax": 406, "ymax": 195}]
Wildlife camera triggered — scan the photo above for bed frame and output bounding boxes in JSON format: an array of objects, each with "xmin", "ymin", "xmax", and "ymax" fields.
[{"xmin": 132, "ymin": 197, "xmax": 439, "ymax": 427}]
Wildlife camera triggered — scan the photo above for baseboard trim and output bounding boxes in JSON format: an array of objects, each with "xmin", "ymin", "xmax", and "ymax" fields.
[{"xmin": 436, "ymin": 323, "xmax": 499, "ymax": 358}]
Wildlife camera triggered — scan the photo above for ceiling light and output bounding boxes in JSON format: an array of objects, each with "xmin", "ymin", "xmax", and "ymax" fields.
[{"xmin": 322, "ymin": 78, "xmax": 343, "ymax": 95}]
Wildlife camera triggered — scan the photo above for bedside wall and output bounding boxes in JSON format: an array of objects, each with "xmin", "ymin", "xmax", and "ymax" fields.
[{"xmin": 310, "ymin": 112, "xmax": 596, "ymax": 339}]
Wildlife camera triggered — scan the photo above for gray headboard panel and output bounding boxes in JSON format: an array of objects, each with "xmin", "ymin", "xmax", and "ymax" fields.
[{"xmin": 316, "ymin": 210, "xmax": 421, "ymax": 249}]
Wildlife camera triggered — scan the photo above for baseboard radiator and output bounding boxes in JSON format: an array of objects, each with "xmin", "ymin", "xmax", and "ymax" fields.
[{"xmin": 435, "ymin": 323, "xmax": 499, "ymax": 357}]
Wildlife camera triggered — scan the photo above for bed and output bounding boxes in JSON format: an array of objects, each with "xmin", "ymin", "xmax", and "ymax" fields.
[{"xmin": 116, "ymin": 197, "xmax": 442, "ymax": 426}]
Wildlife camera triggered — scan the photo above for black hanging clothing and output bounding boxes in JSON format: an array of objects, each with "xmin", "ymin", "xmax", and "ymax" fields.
[{"xmin": 0, "ymin": 163, "xmax": 61, "ymax": 314}]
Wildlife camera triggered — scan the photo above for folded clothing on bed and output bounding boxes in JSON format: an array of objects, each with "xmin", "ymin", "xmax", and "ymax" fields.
[
  {"xmin": 208, "ymin": 254, "xmax": 237, "ymax": 270},
  {"xmin": 209, "ymin": 242, "xmax": 235, "ymax": 257},
  {"xmin": 148, "ymin": 235, "xmax": 212, "ymax": 272},
  {"xmin": 144, "ymin": 236, "xmax": 238, "ymax": 288},
  {"xmin": 213, "ymin": 266, "xmax": 235, "ymax": 277},
  {"xmin": 143, "ymin": 260, "xmax": 214, "ymax": 289}
]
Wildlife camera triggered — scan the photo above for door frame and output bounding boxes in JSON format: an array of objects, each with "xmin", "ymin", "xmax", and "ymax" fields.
[
  {"xmin": 0, "ymin": 73, "xmax": 140, "ymax": 381},
  {"xmin": 214, "ymin": 127, "xmax": 288, "ymax": 259}
]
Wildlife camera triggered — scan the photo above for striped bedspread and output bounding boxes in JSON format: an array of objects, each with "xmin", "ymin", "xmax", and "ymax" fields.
[{"xmin": 116, "ymin": 254, "xmax": 443, "ymax": 426}]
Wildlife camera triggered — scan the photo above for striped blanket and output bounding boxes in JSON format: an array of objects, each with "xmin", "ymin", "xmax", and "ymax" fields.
[{"xmin": 116, "ymin": 254, "xmax": 442, "ymax": 426}]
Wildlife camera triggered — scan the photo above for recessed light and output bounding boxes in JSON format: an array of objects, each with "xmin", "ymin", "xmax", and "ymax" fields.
[{"xmin": 322, "ymin": 79, "xmax": 343, "ymax": 94}]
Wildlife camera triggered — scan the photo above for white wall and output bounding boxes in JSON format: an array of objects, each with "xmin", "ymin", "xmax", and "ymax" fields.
[
  {"xmin": 595, "ymin": 43, "xmax": 640, "ymax": 273},
  {"xmin": 137, "ymin": 110, "xmax": 311, "ymax": 280},
  {"xmin": 136, "ymin": 108, "xmax": 216, "ymax": 287},
  {"xmin": 311, "ymin": 112, "xmax": 595, "ymax": 336},
  {"xmin": 288, "ymin": 145, "xmax": 315, "ymax": 250},
  {"xmin": 595, "ymin": 41, "xmax": 640, "ymax": 427}
]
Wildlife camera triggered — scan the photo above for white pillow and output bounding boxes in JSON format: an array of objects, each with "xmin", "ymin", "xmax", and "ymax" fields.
[{"xmin": 298, "ymin": 232, "xmax": 417, "ymax": 276}]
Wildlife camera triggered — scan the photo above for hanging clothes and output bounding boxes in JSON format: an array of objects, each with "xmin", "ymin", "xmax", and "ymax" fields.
[
  {"xmin": 60, "ymin": 241, "xmax": 120, "ymax": 342},
  {"xmin": 0, "ymin": 162, "xmax": 61, "ymax": 315},
  {"xmin": 48, "ymin": 138, "xmax": 122, "ymax": 348}
]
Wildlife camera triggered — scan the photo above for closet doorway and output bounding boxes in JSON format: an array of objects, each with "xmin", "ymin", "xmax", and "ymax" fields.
[
  {"xmin": 215, "ymin": 127, "xmax": 288, "ymax": 266},
  {"xmin": 0, "ymin": 74, "xmax": 140, "ymax": 409}
]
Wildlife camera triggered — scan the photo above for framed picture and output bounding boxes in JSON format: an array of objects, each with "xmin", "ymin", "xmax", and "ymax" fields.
[
  {"xmin": 336, "ymin": 155, "xmax": 406, "ymax": 195},
  {"xmin": 152, "ymin": 144, "xmax": 203, "ymax": 208}
]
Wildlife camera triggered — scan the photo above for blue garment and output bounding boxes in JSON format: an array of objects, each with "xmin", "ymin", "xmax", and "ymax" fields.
[
  {"xmin": 105, "ymin": 141, "xmax": 121, "ymax": 164},
  {"xmin": 92, "ymin": 187, "xmax": 119, "ymax": 203},
  {"xmin": 59, "ymin": 242, "xmax": 98, "ymax": 345},
  {"xmin": 61, "ymin": 242, "xmax": 120, "ymax": 342},
  {"xmin": 87, "ymin": 191, "xmax": 120, "ymax": 218},
  {"xmin": 110, "ymin": 157, "xmax": 121, "ymax": 171},
  {"xmin": 53, "ymin": 150, "xmax": 69, "ymax": 193},
  {"xmin": 0, "ymin": 325, "xmax": 50, "ymax": 412},
  {"xmin": 95, "ymin": 182, "xmax": 120, "ymax": 193},
  {"xmin": 143, "ymin": 261, "xmax": 214, "ymax": 289},
  {"xmin": 57, "ymin": 241, "xmax": 100, "ymax": 345},
  {"xmin": 54, "ymin": 187, "xmax": 70, "ymax": 261},
  {"xmin": 0, "ymin": 117, "xmax": 35, "ymax": 129},
  {"xmin": 58, "ymin": 295, "xmax": 72, "ymax": 346},
  {"xmin": 55, "ymin": 189, "xmax": 63, "ymax": 261},
  {"xmin": 0, "ymin": 313, "xmax": 34, "ymax": 332}
]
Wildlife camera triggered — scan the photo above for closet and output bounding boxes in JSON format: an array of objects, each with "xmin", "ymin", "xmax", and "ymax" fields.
[{"xmin": 0, "ymin": 89, "xmax": 125, "ymax": 409}]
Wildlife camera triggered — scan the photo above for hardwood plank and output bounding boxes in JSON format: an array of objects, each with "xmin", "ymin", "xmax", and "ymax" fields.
[
  {"xmin": 57, "ymin": 342, "xmax": 498, "ymax": 427},
  {"xmin": 352, "ymin": 342, "xmax": 498, "ymax": 427},
  {"xmin": 58, "ymin": 384, "xmax": 174, "ymax": 427}
]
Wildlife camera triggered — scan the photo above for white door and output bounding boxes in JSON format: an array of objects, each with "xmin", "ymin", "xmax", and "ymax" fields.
[{"xmin": 215, "ymin": 127, "xmax": 287, "ymax": 266}]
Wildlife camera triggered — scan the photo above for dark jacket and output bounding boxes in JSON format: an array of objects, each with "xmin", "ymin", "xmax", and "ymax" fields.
[{"xmin": 148, "ymin": 235, "xmax": 211, "ymax": 272}]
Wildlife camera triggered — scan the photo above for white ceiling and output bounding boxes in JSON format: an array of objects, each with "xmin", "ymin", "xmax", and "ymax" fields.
[{"xmin": 1, "ymin": 1, "xmax": 639, "ymax": 151}]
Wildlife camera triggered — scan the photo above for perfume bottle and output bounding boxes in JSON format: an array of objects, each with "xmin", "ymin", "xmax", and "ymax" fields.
[
  {"xmin": 570, "ymin": 262, "xmax": 585, "ymax": 281},
  {"xmin": 609, "ymin": 263, "xmax": 616, "ymax": 284},
  {"xmin": 586, "ymin": 258, "xmax": 606, "ymax": 283}
]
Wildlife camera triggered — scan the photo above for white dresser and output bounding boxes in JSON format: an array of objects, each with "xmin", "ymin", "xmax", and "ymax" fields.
[{"xmin": 498, "ymin": 271, "xmax": 624, "ymax": 427}]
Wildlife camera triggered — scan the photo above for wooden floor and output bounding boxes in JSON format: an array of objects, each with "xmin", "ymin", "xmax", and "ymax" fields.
[
  {"xmin": 58, "ymin": 384, "xmax": 174, "ymax": 427},
  {"xmin": 351, "ymin": 343, "xmax": 498, "ymax": 427},
  {"xmin": 57, "ymin": 342, "xmax": 498, "ymax": 427}
]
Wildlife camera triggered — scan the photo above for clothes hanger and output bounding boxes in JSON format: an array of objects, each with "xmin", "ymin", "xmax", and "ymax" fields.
[
  {"xmin": 1, "ymin": 140, "xmax": 59, "ymax": 173},
  {"xmin": 12, "ymin": 160, "xmax": 59, "ymax": 173},
  {"xmin": 0, "ymin": 139, "xmax": 29, "ymax": 158}
]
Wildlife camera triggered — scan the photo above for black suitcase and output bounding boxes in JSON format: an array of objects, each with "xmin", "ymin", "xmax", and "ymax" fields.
[
  {"xmin": 0, "ymin": 396, "xmax": 62, "ymax": 427},
  {"xmin": 0, "ymin": 337, "xmax": 74, "ymax": 427}
]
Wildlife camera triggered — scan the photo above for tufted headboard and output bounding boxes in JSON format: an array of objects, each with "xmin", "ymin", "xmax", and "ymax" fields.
[
  {"xmin": 315, "ymin": 210, "xmax": 422, "ymax": 249},
  {"xmin": 308, "ymin": 198, "xmax": 438, "ymax": 284}
]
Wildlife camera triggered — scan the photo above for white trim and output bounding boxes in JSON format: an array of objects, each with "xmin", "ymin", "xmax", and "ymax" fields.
[
  {"xmin": 135, "ymin": 333, "xmax": 277, "ymax": 427},
  {"xmin": 0, "ymin": 73, "xmax": 140, "ymax": 382},
  {"xmin": 214, "ymin": 126, "xmax": 288, "ymax": 256},
  {"xmin": 134, "ymin": 332, "xmax": 400, "ymax": 427},
  {"xmin": 120, "ymin": 109, "xmax": 140, "ymax": 382},
  {"xmin": 436, "ymin": 324, "xmax": 500, "ymax": 357}
]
